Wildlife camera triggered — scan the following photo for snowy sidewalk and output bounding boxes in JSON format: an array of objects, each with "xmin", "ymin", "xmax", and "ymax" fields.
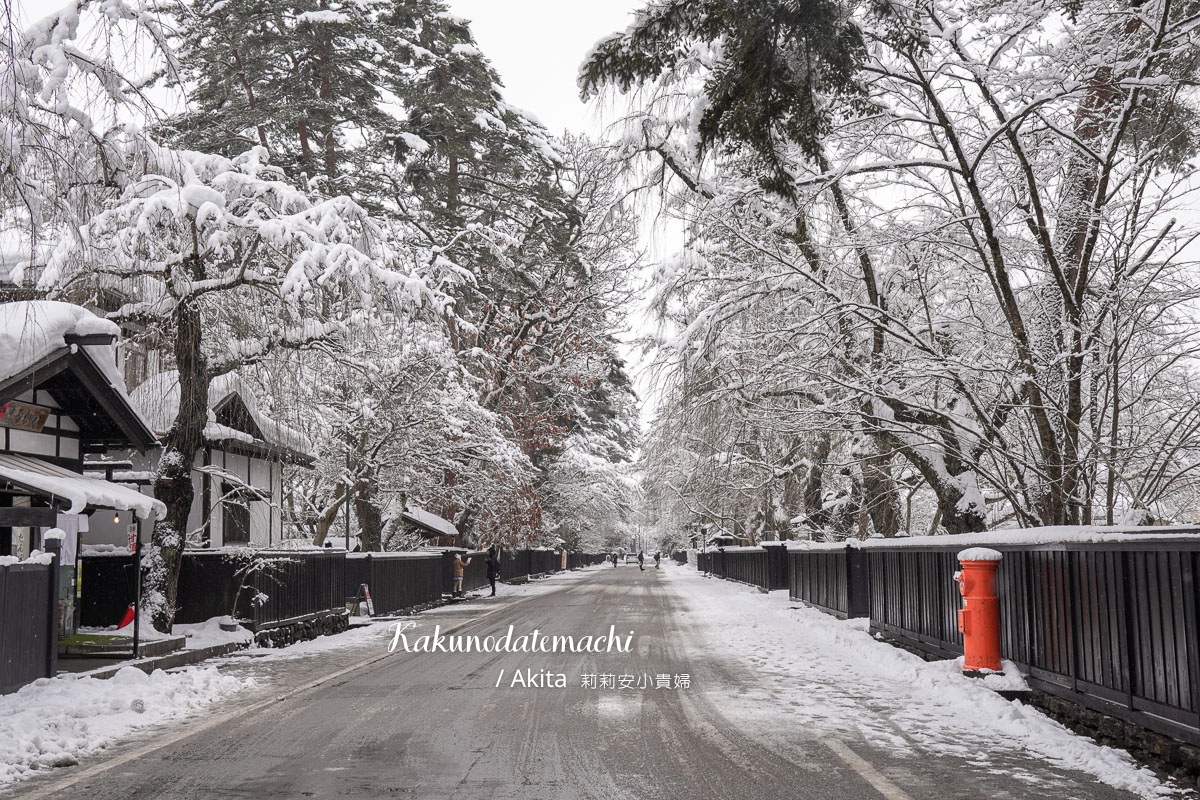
[{"xmin": 667, "ymin": 565, "xmax": 1186, "ymax": 799}]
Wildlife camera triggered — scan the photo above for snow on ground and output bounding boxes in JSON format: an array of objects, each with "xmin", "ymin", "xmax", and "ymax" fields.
[
  {"xmin": 0, "ymin": 666, "xmax": 249, "ymax": 787},
  {"xmin": 421, "ymin": 563, "xmax": 607, "ymax": 613},
  {"xmin": 668, "ymin": 566, "xmax": 1179, "ymax": 799},
  {"xmin": 173, "ymin": 617, "xmax": 255, "ymax": 649}
]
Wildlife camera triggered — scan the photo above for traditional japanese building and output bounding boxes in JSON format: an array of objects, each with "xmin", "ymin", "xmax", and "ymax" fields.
[
  {"xmin": 91, "ymin": 371, "xmax": 317, "ymax": 548},
  {"xmin": 0, "ymin": 301, "xmax": 165, "ymax": 558}
]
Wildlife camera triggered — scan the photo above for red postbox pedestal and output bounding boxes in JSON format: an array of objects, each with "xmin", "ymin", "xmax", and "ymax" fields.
[{"xmin": 955, "ymin": 548, "xmax": 1003, "ymax": 675}]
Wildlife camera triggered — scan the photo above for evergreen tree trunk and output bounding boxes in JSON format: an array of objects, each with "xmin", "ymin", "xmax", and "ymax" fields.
[
  {"xmin": 317, "ymin": 27, "xmax": 337, "ymax": 178},
  {"xmin": 229, "ymin": 47, "xmax": 268, "ymax": 149},
  {"xmin": 297, "ymin": 117, "xmax": 314, "ymax": 173}
]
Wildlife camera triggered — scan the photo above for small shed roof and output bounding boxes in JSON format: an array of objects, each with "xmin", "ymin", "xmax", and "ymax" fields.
[{"xmin": 402, "ymin": 506, "xmax": 459, "ymax": 539}]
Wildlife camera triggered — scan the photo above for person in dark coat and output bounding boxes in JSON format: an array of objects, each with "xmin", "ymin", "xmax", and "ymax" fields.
[
  {"xmin": 612, "ymin": 552, "xmax": 618, "ymax": 567},
  {"xmin": 654, "ymin": 551, "xmax": 661, "ymax": 569},
  {"xmin": 637, "ymin": 551, "xmax": 645, "ymax": 571},
  {"xmin": 486, "ymin": 547, "xmax": 501, "ymax": 597}
]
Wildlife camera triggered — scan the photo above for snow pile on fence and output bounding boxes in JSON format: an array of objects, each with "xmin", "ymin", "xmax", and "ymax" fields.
[
  {"xmin": 0, "ymin": 666, "xmax": 249, "ymax": 787},
  {"xmin": 0, "ymin": 551, "xmax": 56, "ymax": 567},
  {"xmin": 784, "ymin": 524, "xmax": 1200, "ymax": 552}
]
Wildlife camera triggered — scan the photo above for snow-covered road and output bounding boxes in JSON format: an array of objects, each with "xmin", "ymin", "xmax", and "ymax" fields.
[{"xmin": 1, "ymin": 564, "xmax": 1184, "ymax": 799}]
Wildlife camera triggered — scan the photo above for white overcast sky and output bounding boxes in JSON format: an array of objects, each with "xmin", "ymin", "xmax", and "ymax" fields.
[{"xmin": 446, "ymin": 0, "xmax": 641, "ymax": 136}]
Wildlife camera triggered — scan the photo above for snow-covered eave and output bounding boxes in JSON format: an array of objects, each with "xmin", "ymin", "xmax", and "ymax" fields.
[
  {"xmin": 0, "ymin": 453, "xmax": 165, "ymax": 519},
  {"xmin": 209, "ymin": 377, "xmax": 315, "ymax": 460},
  {"xmin": 402, "ymin": 506, "xmax": 459, "ymax": 539},
  {"xmin": 132, "ymin": 371, "xmax": 316, "ymax": 465}
]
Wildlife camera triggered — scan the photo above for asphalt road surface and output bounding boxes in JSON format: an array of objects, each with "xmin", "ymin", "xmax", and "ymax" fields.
[{"xmin": 11, "ymin": 566, "xmax": 1149, "ymax": 799}]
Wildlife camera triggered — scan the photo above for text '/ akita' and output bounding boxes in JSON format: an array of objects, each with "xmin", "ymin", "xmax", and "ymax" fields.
[{"xmin": 388, "ymin": 623, "xmax": 634, "ymax": 654}]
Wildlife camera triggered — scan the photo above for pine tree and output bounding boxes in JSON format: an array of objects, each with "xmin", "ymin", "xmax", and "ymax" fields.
[
  {"xmin": 166, "ymin": 0, "xmax": 398, "ymax": 197},
  {"xmin": 579, "ymin": 0, "xmax": 868, "ymax": 197}
]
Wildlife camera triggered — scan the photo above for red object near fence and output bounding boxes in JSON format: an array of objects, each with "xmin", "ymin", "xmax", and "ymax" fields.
[{"xmin": 955, "ymin": 549, "xmax": 1003, "ymax": 673}]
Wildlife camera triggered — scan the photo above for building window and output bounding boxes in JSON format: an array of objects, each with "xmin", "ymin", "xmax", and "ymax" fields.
[{"xmin": 222, "ymin": 483, "xmax": 250, "ymax": 545}]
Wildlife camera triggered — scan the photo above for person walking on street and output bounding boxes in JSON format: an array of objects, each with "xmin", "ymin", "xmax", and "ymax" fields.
[
  {"xmin": 654, "ymin": 551, "xmax": 661, "ymax": 569},
  {"xmin": 486, "ymin": 547, "xmax": 501, "ymax": 597},
  {"xmin": 452, "ymin": 551, "xmax": 471, "ymax": 597},
  {"xmin": 612, "ymin": 552, "xmax": 618, "ymax": 568},
  {"xmin": 638, "ymin": 550, "xmax": 645, "ymax": 571}
]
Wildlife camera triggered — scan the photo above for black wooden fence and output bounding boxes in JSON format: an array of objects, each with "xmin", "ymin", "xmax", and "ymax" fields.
[
  {"xmin": 788, "ymin": 546, "xmax": 871, "ymax": 619},
  {"xmin": 346, "ymin": 552, "xmax": 442, "ymax": 615},
  {"xmin": 76, "ymin": 547, "xmax": 609, "ymax": 636},
  {"xmin": 1, "ymin": 541, "xmax": 59, "ymax": 695},
  {"xmin": 794, "ymin": 539, "xmax": 1200, "ymax": 748},
  {"xmin": 175, "ymin": 549, "xmax": 346, "ymax": 631},
  {"xmin": 566, "ymin": 553, "xmax": 608, "ymax": 570},
  {"xmin": 698, "ymin": 547, "xmax": 771, "ymax": 590}
]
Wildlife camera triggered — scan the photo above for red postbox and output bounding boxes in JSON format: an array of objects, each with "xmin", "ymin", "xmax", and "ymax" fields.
[{"xmin": 955, "ymin": 548, "xmax": 1003, "ymax": 673}]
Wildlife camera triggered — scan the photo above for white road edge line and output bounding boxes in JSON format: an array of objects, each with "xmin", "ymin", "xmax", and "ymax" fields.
[
  {"xmin": 18, "ymin": 576, "xmax": 580, "ymax": 799},
  {"xmin": 821, "ymin": 736, "xmax": 916, "ymax": 800}
]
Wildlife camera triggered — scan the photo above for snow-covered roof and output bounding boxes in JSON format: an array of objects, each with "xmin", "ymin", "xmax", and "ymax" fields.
[
  {"xmin": 1, "ymin": 301, "xmax": 120, "ymax": 385},
  {"xmin": 0, "ymin": 452, "xmax": 165, "ymax": 519},
  {"xmin": 402, "ymin": 506, "xmax": 458, "ymax": 539},
  {"xmin": 130, "ymin": 370, "xmax": 315, "ymax": 462},
  {"xmin": 0, "ymin": 301, "xmax": 158, "ymax": 450}
]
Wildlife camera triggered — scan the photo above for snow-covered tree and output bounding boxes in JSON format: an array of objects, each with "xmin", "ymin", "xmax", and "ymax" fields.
[
  {"xmin": 40, "ymin": 141, "xmax": 442, "ymax": 626},
  {"xmin": 167, "ymin": 1, "xmax": 642, "ymax": 541},
  {"xmin": 2, "ymin": 0, "xmax": 174, "ymax": 276},
  {"xmin": 587, "ymin": 0, "xmax": 1200, "ymax": 534}
]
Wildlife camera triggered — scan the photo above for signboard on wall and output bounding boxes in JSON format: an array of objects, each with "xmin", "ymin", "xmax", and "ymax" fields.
[{"xmin": 0, "ymin": 401, "xmax": 50, "ymax": 432}]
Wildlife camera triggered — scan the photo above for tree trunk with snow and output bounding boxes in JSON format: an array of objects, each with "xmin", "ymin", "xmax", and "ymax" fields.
[{"xmin": 149, "ymin": 286, "xmax": 208, "ymax": 630}]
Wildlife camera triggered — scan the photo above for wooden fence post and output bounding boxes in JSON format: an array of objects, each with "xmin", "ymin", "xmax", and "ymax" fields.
[{"xmin": 43, "ymin": 536, "xmax": 61, "ymax": 679}]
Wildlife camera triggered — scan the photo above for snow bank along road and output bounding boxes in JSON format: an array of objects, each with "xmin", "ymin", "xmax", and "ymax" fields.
[{"xmin": 7, "ymin": 565, "xmax": 1179, "ymax": 799}]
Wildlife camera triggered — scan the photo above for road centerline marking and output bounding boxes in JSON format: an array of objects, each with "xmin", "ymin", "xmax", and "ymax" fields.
[{"xmin": 821, "ymin": 736, "xmax": 916, "ymax": 800}]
